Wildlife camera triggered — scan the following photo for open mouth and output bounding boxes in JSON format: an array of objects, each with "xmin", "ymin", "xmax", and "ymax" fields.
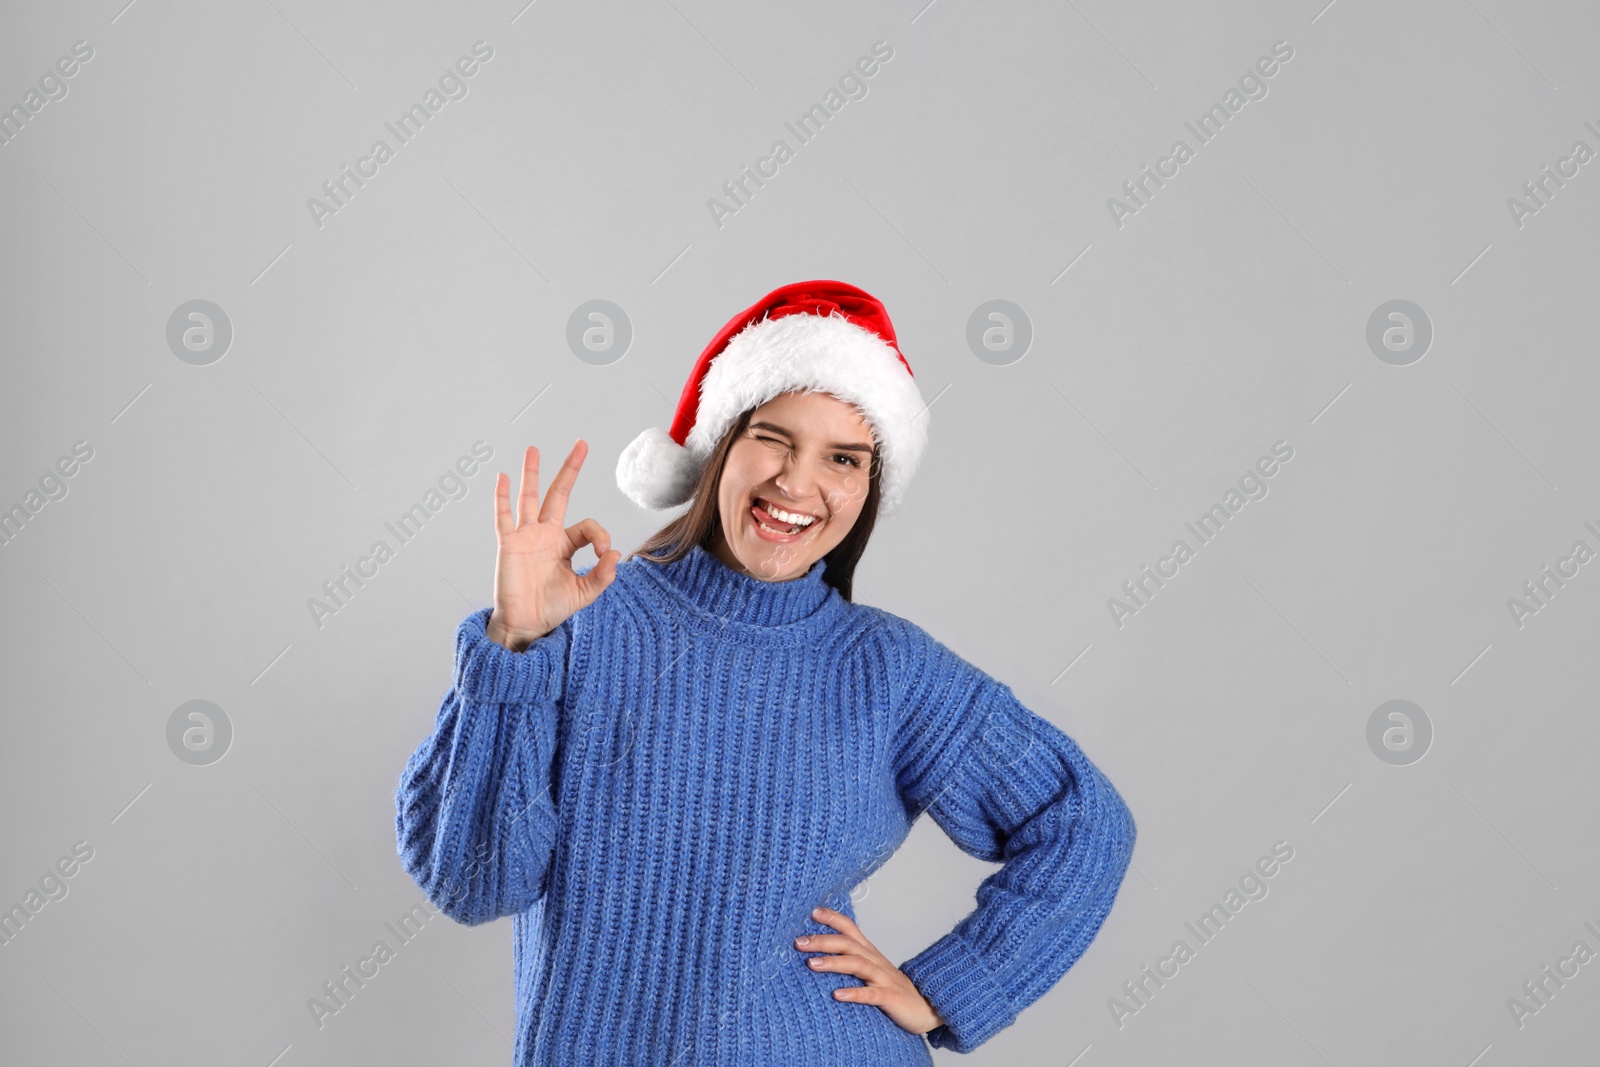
[{"xmin": 748, "ymin": 496, "xmax": 819, "ymax": 540}]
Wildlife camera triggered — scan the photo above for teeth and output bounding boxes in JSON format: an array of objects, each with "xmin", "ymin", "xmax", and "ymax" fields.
[{"xmin": 759, "ymin": 499, "xmax": 815, "ymax": 527}]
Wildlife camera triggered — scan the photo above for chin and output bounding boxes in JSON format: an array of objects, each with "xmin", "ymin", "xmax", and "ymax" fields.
[
  {"xmin": 741, "ymin": 544, "xmax": 808, "ymax": 580},
  {"xmin": 724, "ymin": 492, "xmax": 835, "ymax": 579},
  {"xmin": 732, "ymin": 532, "xmax": 824, "ymax": 581}
]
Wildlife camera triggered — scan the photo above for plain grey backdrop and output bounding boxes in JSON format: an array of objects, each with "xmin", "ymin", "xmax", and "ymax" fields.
[{"xmin": 3, "ymin": 0, "xmax": 1598, "ymax": 1064}]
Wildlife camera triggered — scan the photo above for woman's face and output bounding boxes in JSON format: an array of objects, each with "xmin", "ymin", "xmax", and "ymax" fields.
[{"xmin": 709, "ymin": 390, "xmax": 876, "ymax": 582}]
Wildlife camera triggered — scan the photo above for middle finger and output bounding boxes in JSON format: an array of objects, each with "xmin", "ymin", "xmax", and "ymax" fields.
[
  {"xmin": 537, "ymin": 439, "xmax": 587, "ymax": 527},
  {"xmin": 804, "ymin": 953, "xmax": 883, "ymax": 983},
  {"xmin": 794, "ymin": 933, "xmax": 859, "ymax": 953}
]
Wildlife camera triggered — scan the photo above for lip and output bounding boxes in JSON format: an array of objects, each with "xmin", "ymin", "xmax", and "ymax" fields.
[{"xmin": 747, "ymin": 497, "xmax": 820, "ymax": 544}]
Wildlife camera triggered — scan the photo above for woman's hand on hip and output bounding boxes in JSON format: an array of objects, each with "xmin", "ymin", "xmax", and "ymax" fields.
[
  {"xmin": 795, "ymin": 906, "xmax": 946, "ymax": 1037},
  {"xmin": 487, "ymin": 440, "xmax": 620, "ymax": 651}
]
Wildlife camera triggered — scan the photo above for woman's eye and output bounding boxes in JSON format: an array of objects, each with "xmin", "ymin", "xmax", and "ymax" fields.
[{"xmin": 751, "ymin": 435, "xmax": 858, "ymax": 468}]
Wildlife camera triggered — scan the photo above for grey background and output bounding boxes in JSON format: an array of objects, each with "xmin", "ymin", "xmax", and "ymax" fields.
[{"xmin": 2, "ymin": 0, "xmax": 1597, "ymax": 1064}]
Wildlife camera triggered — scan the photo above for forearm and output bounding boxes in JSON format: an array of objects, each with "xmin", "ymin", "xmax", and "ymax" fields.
[
  {"xmin": 901, "ymin": 687, "xmax": 1137, "ymax": 1052},
  {"xmin": 394, "ymin": 609, "xmax": 569, "ymax": 924}
]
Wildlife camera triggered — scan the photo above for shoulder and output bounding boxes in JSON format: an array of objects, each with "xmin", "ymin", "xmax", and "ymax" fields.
[
  {"xmin": 838, "ymin": 600, "xmax": 924, "ymax": 654},
  {"xmin": 843, "ymin": 602, "xmax": 995, "ymax": 704},
  {"xmin": 846, "ymin": 601, "xmax": 976, "ymax": 663},
  {"xmin": 846, "ymin": 601, "xmax": 918, "ymax": 655}
]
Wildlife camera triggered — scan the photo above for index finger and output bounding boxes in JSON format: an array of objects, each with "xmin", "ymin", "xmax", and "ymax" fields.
[
  {"xmin": 538, "ymin": 439, "xmax": 588, "ymax": 527},
  {"xmin": 812, "ymin": 906, "xmax": 874, "ymax": 950}
]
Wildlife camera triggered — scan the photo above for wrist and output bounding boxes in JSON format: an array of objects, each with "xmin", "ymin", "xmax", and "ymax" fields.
[{"xmin": 486, "ymin": 614, "xmax": 546, "ymax": 652}]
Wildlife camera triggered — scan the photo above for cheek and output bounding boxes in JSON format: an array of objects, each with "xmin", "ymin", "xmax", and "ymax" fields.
[
  {"xmin": 825, "ymin": 472, "xmax": 871, "ymax": 517},
  {"xmin": 722, "ymin": 445, "xmax": 780, "ymax": 506}
]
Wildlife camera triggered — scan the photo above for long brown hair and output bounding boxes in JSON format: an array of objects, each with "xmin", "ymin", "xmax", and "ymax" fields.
[{"xmin": 627, "ymin": 404, "xmax": 882, "ymax": 601}]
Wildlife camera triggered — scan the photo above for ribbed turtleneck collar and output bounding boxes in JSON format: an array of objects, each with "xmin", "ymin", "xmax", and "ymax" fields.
[{"xmin": 648, "ymin": 541, "xmax": 835, "ymax": 628}]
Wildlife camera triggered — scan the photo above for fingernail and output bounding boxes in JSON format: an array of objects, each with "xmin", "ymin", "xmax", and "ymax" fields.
[
  {"xmin": 795, "ymin": 936, "xmax": 809, "ymax": 946},
  {"xmin": 812, "ymin": 907, "xmax": 824, "ymax": 917}
]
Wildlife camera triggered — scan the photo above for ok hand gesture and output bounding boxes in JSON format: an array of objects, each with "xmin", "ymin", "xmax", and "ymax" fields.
[{"xmin": 487, "ymin": 440, "xmax": 620, "ymax": 651}]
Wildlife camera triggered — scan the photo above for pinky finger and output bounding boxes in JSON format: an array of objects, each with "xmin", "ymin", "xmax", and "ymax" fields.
[
  {"xmin": 493, "ymin": 472, "xmax": 514, "ymax": 538},
  {"xmin": 833, "ymin": 985, "xmax": 879, "ymax": 1004}
]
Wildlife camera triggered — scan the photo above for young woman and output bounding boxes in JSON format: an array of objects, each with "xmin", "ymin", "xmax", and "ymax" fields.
[{"xmin": 396, "ymin": 282, "xmax": 1136, "ymax": 1066}]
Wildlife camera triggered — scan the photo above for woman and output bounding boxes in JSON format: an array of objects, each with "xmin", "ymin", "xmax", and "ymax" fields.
[{"xmin": 396, "ymin": 281, "xmax": 1136, "ymax": 1066}]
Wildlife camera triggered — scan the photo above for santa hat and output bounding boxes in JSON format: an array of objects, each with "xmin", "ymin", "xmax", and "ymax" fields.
[{"xmin": 615, "ymin": 280, "xmax": 929, "ymax": 516}]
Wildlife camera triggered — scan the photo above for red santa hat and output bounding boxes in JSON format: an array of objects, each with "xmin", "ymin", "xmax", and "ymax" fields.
[{"xmin": 615, "ymin": 280, "xmax": 929, "ymax": 516}]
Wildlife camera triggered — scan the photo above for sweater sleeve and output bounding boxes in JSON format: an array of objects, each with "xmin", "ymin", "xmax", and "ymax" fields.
[
  {"xmin": 394, "ymin": 605, "xmax": 575, "ymax": 926},
  {"xmin": 889, "ymin": 620, "xmax": 1136, "ymax": 1054}
]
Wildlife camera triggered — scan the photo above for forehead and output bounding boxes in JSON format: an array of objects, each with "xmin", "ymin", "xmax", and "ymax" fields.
[{"xmin": 752, "ymin": 390, "xmax": 874, "ymax": 438}]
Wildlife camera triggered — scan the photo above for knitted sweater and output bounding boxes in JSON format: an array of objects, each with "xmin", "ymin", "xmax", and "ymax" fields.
[{"xmin": 395, "ymin": 542, "xmax": 1135, "ymax": 1065}]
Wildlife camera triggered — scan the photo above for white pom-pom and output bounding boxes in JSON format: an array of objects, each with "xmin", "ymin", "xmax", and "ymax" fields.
[{"xmin": 615, "ymin": 426, "xmax": 702, "ymax": 510}]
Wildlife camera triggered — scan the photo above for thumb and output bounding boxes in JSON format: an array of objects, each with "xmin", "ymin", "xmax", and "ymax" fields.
[{"xmin": 576, "ymin": 548, "xmax": 621, "ymax": 606}]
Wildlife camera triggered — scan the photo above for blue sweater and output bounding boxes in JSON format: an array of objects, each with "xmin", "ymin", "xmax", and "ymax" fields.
[{"xmin": 396, "ymin": 542, "xmax": 1135, "ymax": 1065}]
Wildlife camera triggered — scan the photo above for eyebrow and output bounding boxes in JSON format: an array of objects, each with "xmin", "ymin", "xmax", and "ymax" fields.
[{"xmin": 748, "ymin": 421, "xmax": 875, "ymax": 454}]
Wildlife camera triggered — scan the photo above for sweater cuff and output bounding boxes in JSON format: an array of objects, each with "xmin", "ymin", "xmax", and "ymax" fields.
[
  {"xmin": 900, "ymin": 931, "xmax": 1017, "ymax": 1054},
  {"xmin": 452, "ymin": 608, "xmax": 564, "ymax": 704}
]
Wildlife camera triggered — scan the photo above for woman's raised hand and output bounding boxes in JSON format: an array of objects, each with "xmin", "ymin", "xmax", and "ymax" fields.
[{"xmin": 486, "ymin": 440, "xmax": 621, "ymax": 652}]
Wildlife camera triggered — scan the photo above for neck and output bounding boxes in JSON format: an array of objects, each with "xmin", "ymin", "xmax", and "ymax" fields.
[{"xmin": 648, "ymin": 540, "xmax": 834, "ymax": 628}]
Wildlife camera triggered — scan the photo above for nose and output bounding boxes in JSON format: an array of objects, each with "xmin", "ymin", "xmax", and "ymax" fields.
[{"xmin": 771, "ymin": 451, "xmax": 816, "ymax": 510}]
